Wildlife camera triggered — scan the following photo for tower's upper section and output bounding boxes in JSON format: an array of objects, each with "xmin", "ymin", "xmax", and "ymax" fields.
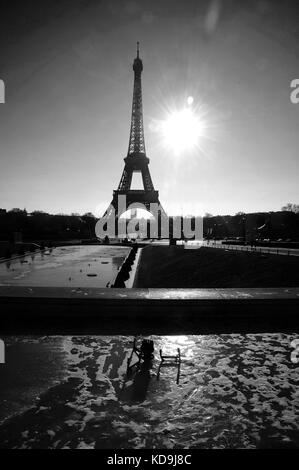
[
  {"xmin": 133, "ymin": 41, "xmax": 143, "ymax": 75},
  {"xmin": 127, "ymin": 42, "xmax": 146, "ymax": 157}
]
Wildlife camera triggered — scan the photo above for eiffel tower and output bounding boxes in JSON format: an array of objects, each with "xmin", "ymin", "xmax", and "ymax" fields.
[{"xmin": 104, "ymin": 43, "xmax": 166, "ymax": 234}]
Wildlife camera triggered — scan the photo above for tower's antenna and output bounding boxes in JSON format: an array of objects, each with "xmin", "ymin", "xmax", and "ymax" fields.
[{"xmin": 137, "ymin": 41, "xmax": 140, "ymax": 58}]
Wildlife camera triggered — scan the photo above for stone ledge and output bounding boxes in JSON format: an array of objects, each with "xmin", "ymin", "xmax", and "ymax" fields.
[{"xmin": 0, "ymin": 287, "xmax": 298, "ymax": 335}]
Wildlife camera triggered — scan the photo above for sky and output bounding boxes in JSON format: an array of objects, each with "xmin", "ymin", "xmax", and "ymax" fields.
[{"xmin": 0, "ymin": 0, "xmax": 298, "ymax": 216}]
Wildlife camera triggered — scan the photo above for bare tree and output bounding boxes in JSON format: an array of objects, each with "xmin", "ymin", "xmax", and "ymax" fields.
[{"xmin": 282, "ymin": 203, "xmax": 299, "ymax": 213}]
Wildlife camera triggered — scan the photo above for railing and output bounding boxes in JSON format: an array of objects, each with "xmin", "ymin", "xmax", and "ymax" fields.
[
  {"xmin": 0, "ymin": 287, "xmax": 298, "ymax": 335},
  {"xmin": 202, "ymin": 241, "xmax": 295, "ymax": 257}
]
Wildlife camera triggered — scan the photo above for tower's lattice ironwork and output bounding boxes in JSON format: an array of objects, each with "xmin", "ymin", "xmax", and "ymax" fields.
[
  {"xmin": 127, "ymin": 42, "xmax": 146, "ymax": 158},
  {"xmin": 117, "ymin": 43, "xmax": 155, "ymax": 193},
  {"xmin": 104, "ymin": 43, "xmax": 166, "ymax": 228}
]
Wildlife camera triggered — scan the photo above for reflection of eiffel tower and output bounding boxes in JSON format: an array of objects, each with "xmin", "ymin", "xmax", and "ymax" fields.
[{"xmin": 104, "ymin": 43, "xmax": 166, "ymax": 223}]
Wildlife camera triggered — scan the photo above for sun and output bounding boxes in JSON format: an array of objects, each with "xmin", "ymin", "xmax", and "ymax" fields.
[{"xmin": 160, "ymin": 98, "xmax": 205, "ymax": 156}]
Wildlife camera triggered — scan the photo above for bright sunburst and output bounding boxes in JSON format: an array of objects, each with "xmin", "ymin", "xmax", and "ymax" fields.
[{"xmin": 159, "ymin": 97, "xmax": 206, "ymax": 156}]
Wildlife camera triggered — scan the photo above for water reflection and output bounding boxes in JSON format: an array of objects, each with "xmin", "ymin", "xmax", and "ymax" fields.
[
  {"xmin": 159, "ymin": 335, "xmax": 196, "ymax": 360},
  {"xmin": 0, "ymin": 334, "xmax": 298, "ymax": 449},
  {"xmin": 0, "ymin": 246, "xmax": 130, "ymax": 288}
]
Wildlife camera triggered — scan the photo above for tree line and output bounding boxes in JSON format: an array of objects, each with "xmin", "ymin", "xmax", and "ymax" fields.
[{"xmin": 0, "ymin": 206, "xmax": 298, "ymax": 244}]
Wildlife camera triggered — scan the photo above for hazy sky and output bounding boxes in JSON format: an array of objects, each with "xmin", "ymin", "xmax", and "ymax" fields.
[{"xmin": 0, "ymin": 0, "xmax": 298, "ymax": 216}]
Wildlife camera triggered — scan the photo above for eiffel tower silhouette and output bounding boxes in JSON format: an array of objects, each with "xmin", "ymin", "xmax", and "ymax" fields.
[{"xmin": 104, "ymin": 43, "xmax": 166, "ymax": 234}]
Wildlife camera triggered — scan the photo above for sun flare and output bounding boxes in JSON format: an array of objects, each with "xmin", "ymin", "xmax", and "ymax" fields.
[{"xmin": 161, "ymin": 104, "xmax": 205, "ymax": 156}]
